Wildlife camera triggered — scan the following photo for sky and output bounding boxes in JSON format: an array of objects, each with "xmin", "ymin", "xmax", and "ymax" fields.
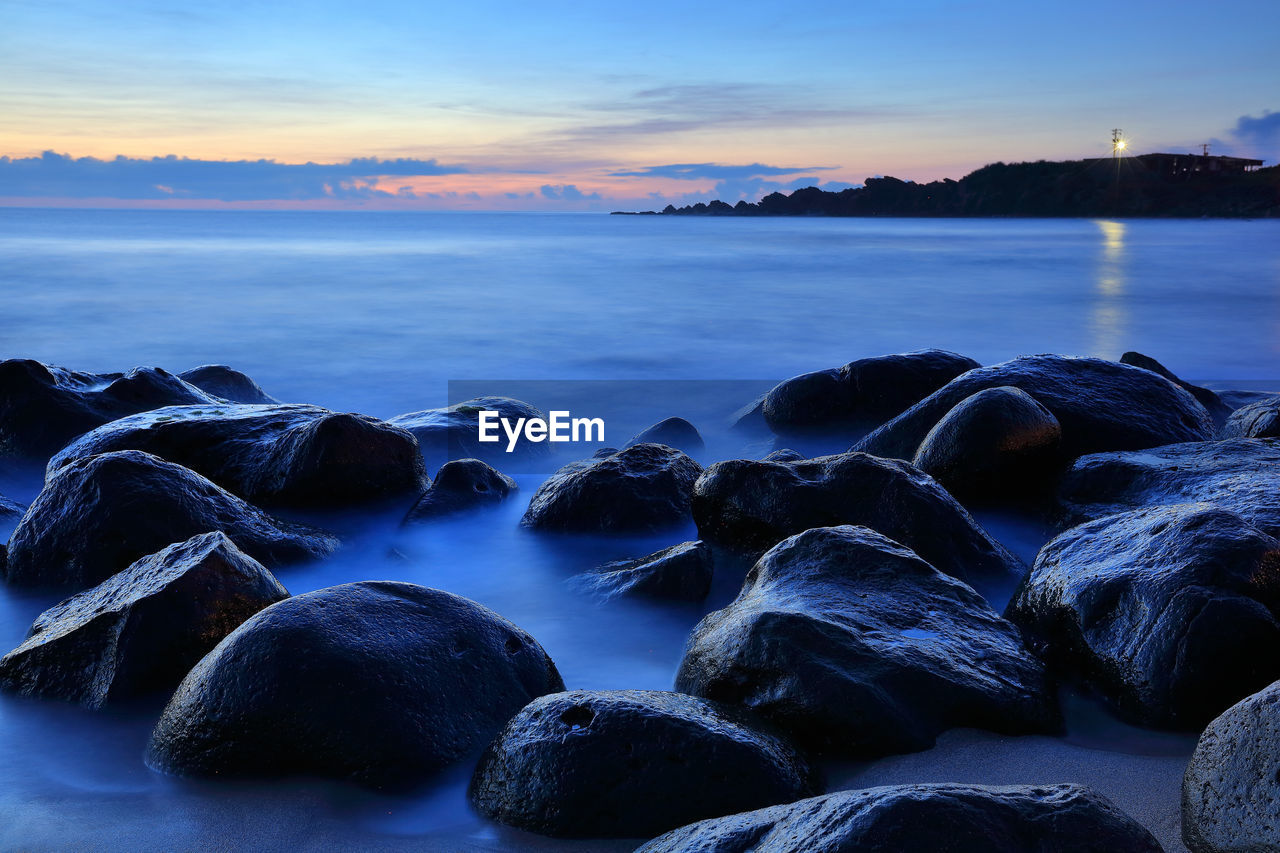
[{"xmin": 1, "ymin": 0, "xmax": 1277, "ymax": 210}]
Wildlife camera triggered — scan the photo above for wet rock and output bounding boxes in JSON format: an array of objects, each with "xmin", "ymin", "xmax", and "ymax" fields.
[
  {"xmin": 762, "ymin": 349, "xmax": 979, "ymax": 435},
  {"xmin": 522, "ymin": 444, "xmax": 702, "ymax": 533},
  {"xmin": 728, "ymin": 395, "xmax": 769, "ymax": 436},
  {"xmin": 675, "ymin": 526, "xmax": 1056, "ymax": 756},
  {"xmin": 638, "ymin": 783, "xmax": 1163, "ymax": 853},
  {"xmin": 855, "ymin": 355, "xmax": 1215, "ymax": 461},
  {"xmin": 1182, "ymin": 680, "xmax": 1280, "ymax": 852},
  {"xmin": 5, "ymin": 450, "xmax": 338, "ymax": 589},
  {"xmin": 47, "ymin": 404, "xmax": 427, "ymax": 507},
  {"xmin": 403, "ymin": 458, "xmax": 516, "ymax": 524},
  {"xmin": 177, "ymin": 365, "xmax": 278, "ymax": 404},
  {"xmin": 912, "ymin": 386, "xmax": 1063, "ymax": 500},
  {"xmin": 627, "ymin": 417, "xmax": 704, "ymax": 455},
  {"xmin": 469, "ymin": 689, "xmax": 814, "ymax": 839},
  {"xmin": 1220, "ymin": 396, "xmax": 1280, "ymax": 439},
  {"xmin": 761, "ymin": 448, "xmax": 804, "ymax": 462},
  {"xmin": 0, "ymin": 492, "xmax": 20, "ymax": 518},
  {"xmin": 146, "ymin": 581, "xmax": 564, "ymax": 789},
  {"xmin": 389, "ymin": 396, "xmax": 552, "ymax": 469},
  {"xmin": 1007, "ymin": 504, "xmax": 1280, "ymax": 728},
  {"xmin": 0, "ymin": 532, "xmax": 288, "ymax": 708},
  {"xmin": 1058, "ymin": 438, "xmax": 1280, "ymax": 537},
  {"xmin": 569, "ymin": 541, "xmax": 713, "ymax": 602},
  {"xmin": 1120, "ymin": 351, "xmax": 1231, "ymax": 425},
  {"xmin": 692, "ymin": 451, "xmax": 1023, "ymax": 583},
  {"xmin": 1218, "ymin": 389, "xmax": 1279, "ymax": 413},
  {"xmin": 0, "ymin": 359, "xmax": 223, "ymax": 460}
]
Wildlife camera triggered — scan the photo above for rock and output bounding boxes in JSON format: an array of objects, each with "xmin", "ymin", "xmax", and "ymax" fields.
[
  {"xmin": 0, "ymin": 492, "xmax": 20, "ymax": 518},
  {"xmin": 1182, "ymin": 680, "xmax": 1280, "ymax": 852},
  {"xmin": 146, "ymin": 581, "xmax": 564, "ymax": 789},
  {"xmin": 691, "ymin": 451, "xmax": 1023, "ymax": 583},
  {"xmin": 5, "ymin": 450, "xmax": 337, "ymax": 589},
  {"xmin": 912, "ymin": 386, "xmax": 1063, "ymax": 500},
  {"xmin": 0, "ymin": 359, "xmax": 223, "ymax": 459},
  {"xmin": 761, "ymin": 448, "xmax": 804, "ymax": 462},
  {"xmin": 0, "ymin": 532, "xmax": 288, "ymax": 708},
  {"xmin": 855, "ymin": 355, "xmax": 1215, "ymax": 461},
  {"xmin": 627, "ymin": 417, "xmax": 704, "ymax": 455},
  {"xmin": 762, "ymin": 349, "xmax": 979, "ymax": 435},
  {"xmin": 469, "ymin": 689, "xmax": 814, "ymax": 839},
  {"xmin": 1120, "ymin": 351, "xmax": 1231, "ymax": 425},
  {"xmin": 177, "ymin": 365, "xmax": 278, "ymax": 404},
  {"xmin": 1218, "ymin": 389, "xmax": 1279, "ymax": 413},
  {"xmin": 569, "ymin": 541, "xmax": 713, "ymax": 602},
  {"xmin": 1220, "ymin": 396, "xmax": 1280, "ymax": 439},
  {"xmin": 638, "ymin": 783, "xmax": 1163, "ymax": 853},
  {"xmin": 403, "ymin": 459, "xmax": 516, "ymax": 524},
  {"xmin": 47, "ymin": 404, "xmax": 427, "ymax": 507},
  {"xmin": 1007, "ymin": 504, "xmax": 1280, "ymax": 728},
  {"xmin": 675, "ymin": 526, "xmax": 1056, "ymax": 756},
  {"xmin": 389, "ymin": 397, "xmax": 553, "ymax": 469},
  {"xmin": 521, "ymin": 444, "xmax": 703, "ymax": 533},
  {"xmin": 728, "ymin": 395, "xmax": 769, "ymax": 436},
  {"xmin": 1058, "ymin": 438, "xmax": 1280, "ymax": 538}
]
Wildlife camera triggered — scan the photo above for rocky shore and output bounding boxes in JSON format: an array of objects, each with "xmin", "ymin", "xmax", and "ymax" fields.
[{"xmin": 3, "ymin": 352, "xmax": 1280, "ymax": 851}]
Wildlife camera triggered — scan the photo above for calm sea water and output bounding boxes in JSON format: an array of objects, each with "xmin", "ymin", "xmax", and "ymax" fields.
[{"xmin": 0, "ymin": 209, "xmax": 1278, "ymax": 850}]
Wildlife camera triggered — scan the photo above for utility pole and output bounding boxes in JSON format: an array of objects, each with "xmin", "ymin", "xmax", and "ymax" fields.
[{"xmin": 1111, "ymin": 129, "xmax": 1126, "ymax": 159}]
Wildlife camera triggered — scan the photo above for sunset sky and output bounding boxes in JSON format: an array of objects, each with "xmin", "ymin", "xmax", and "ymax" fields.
[{"xmin": 2, "ymin": 0, "xmax": 1277, "ymax": 210}]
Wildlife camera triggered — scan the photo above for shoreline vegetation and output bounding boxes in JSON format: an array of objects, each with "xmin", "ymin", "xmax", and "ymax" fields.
[{"xmin": 613, "ymin": 155, "xmax": 1280, "ymax": 218}]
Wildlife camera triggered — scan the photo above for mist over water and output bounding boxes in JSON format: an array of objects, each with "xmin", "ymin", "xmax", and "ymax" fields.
[{"xmin": 0, "ymin": 209, "xmax": 1277, "ymax": 850}]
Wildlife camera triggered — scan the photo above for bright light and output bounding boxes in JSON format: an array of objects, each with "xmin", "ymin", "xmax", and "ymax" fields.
[{"xmin": 1116, "ymin": 140, "xmax": 1127, "ymax": 150}]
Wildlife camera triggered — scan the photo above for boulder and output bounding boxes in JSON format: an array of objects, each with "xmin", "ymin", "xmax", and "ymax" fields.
[
  {"xmin": 691, "ymin": 452, "xmax": 1023, "ymax": 583},
  {"xmin": 1182, "ymin": 680, "xmax": 1280, "ymax": 852},
  {"xmin": 762, "ymin": 349, "xmax": 979, "ymax": 435},
  {"xmin": 1007, "ymin": 504, "xmax": 1280, "ymax": 728},
  {"xmin": 569, "ymin": 540, "xmax": 713, "ymax": 602},
  {"xmin": 469, "ymin": 689, "xmax": 814, "ymax": 839},
  {"xmin": 5, "ymin": 450, "xmax": 337, "ymax": 589},
  {"xmin": 522, "ymin": 444, "xmax": 702, "ymax": 533},
  {"xmin": 147, "ymin": 581, "xmax": 564, "ymax": 789},
  {"xmin": 47, "ymin": 404, "xmax": 427, "ymax": 507},
  {"xmin": 0, "ymin": 359, "xmax": 223, "ymax": 459},
  {"xmin": 728, "ymin": 395, "xmax": 769, "ymax": 436},
  {"xmin": 1058, "ymin": 438, "xmax": 1280, "ymax": 538},
  {"xmin": 1220, "ymin": 396, "xmax": 1280, "ymax": 439},
  {"xmin": 0, "ymin": 532, "xmax": 288, "ymax": 708},
  {"xmin": 626, "ymin": 417, "xmax": 704, "ymax": 455},
  {"xmin": 177, "ymin": 365, "xmax": 278, "ymax": 404},
  {"xmin": 638, "ymin": 783, "xmax": 1163, "ymax": 853},
  {"xmin": 389, "ymin": 397, "xmax": 552, "ymax": 469},
  {"xmin": 912, "ymin": 386, "xmax": 1062, "ymax": 499},
  {"xmin": 1120, "ymin": 351, "xmax": 1231, "ymax": 425},
  {"xmin": 402, "ymin": 458, "xmax": 516, "ymax": 524},
  {"xmin": 675, "ymin": 526, "xmax": 1056, "ymax": 756},
  {"xmin": 761, "ymin": 448, "xmax": 804, "ymax": 462},
  {"xmin": 855, "ymin": 355, "xmax": 1215, "ymax": 461},
  {"xmin": 0, "ymin": 492, "xmax": 20, "ymax": 518}
]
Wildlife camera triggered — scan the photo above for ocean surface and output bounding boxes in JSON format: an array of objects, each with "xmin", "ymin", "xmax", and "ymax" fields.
[{"xmin": 1, "ymin": 209, "xmax": 1278, "ymax": 851}]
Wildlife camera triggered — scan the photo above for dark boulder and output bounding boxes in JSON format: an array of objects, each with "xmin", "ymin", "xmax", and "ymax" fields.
[
  {"xmin": 0, "ymin": 359, "xmax": 223, "ymax": 459},
  {"xmin": 402, "ymin": 458, "xmax": 516, "ymax": 524},
  {"xmin": 0, "ymin": 532, "xmax": 288, "ymax": 708},
  {"xmin": 469, "ymin": 689, "xmax": 814, "ymax": 839},
  {"xmin": 626, "ymin": 417, "xmax": 704, "ymax": 455},
  {"xmin": 1182, "ymin": 680, "xmax": 1280, "ymax": 852},
  {"xmin": 855, "ymin": 355, "xmax": 1215, "ymax": 461},
  {"xmin": 762, "ymin": 350, "xmax": 979, "ymax": 435},
  {"xmin": 913, "ymin": 386, "xmax": 1062, "ymax": 499},
  {"xmin": 522, "ymin": 444, "xmax": 702, "ymax": 533},
  {"xmin": 5, "ymin": 450, "xmax": 338, "ymax": 589},
  {"xmin": 1220, "ymin": 396, "xmax": 1280, "ymax": 439},
  {"xmin": 638, "ymin": 783, "xmax": 1162, "ymax": 853},
  {"xmin": 178, "ymin": 365, "xmax": 278, "ymax": 404},
  {"xmin": 1058, "ymin": 438, "xmax": 1280, "ymax": 537},
  {"xmin": 569, "ymin": 540, "xmax": 713, "ymax": 602},
  {"xmin": 761, "ymin": 448, "xmax": 804, "ymax": 462},
  {"xmin": 389, "ymin": 396, "xmax": 552, "ymax": 469},
  {"xmin": 1120, "ymin": 351, "xmax": 1231, "ymax": 425},
  {"xmin": 0, "ymin": 492, "xmax": 20, "ymax": 518},
  {"xmin": 692, "ymin": 451, "xmax": 1023, "ymax": 583},
  {"xmin": 675, "ymin": 526, "xmax": 1056, "ymax": 756},
  {"xmin": 47, "ymin": 404, "xmax": 427, "ymax": 507},
  {"xmin": 728, "ymin": 395, "xmax": 769, "ymax": 436},
  {"xmin": 1007, "ymin": 504, "xmax": 1280, "ymax": 728},
  {"xmin": 147, "ymin": 581, "xmax": 564, "ymax": 789}
]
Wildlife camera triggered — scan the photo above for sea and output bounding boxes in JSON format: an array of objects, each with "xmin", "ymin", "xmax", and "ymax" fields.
[{"xmin": 0, "ymin": 209, "xmax": 1278, "ymax": 851}]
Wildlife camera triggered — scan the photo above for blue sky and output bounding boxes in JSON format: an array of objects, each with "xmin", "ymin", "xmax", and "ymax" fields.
[{"xmin": 1, "ymin": 0, "xmax": 1277, "ymax": 208}]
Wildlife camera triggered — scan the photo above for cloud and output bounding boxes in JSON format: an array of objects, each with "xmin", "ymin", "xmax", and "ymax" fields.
[
  {"xmin": 1230, "ymin": 110, "xmax": 1280, "ymax": 149},
  {"xmin": 539, "ymin": 184, "xmax": 601, "ymax": 200},
  {"xmin": 0, "ymin": 151, "xmax": 470, "ymax": 200},
  {"xmin": 609, "ymin": 162, "xmax": 837, "ymax": 180}
]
